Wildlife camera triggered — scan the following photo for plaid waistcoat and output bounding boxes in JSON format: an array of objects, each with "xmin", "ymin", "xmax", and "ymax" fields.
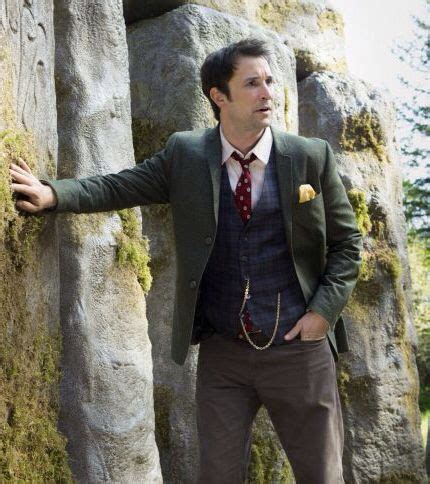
[{"xmin": 197, "ymin": 147, "xmax": 306, "ymax": 344}]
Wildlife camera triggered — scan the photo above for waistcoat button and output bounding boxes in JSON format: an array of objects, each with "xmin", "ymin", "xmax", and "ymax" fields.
[
  {"xmin": 205, "ymin": 236, "xmax": 212, "ymax": 245},
  {"xmin": 189, "ymin": 280, "xmax": 197, "ymax": 289}
]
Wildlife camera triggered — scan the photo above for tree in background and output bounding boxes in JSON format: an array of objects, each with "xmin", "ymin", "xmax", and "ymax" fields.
[
  {"xmin": 395, "ymin": 0, "xmax": 429, "ymax": 243},
  {"xmin": 394, "ymin": 0, "xmax": 430, "ymax": 438}
]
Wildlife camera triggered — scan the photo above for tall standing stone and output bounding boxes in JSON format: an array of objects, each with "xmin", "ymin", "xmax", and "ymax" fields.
[
  {"xmin": 0, "ymin": 1, "xmax": 70, "ymax": 480},
  {"xmin": 127, "ymin": 5, "xmax": 297, "ymax": 482},
  {"xmin": 298, "ymin": 71, "xmax": 426, "ymax": 483},
  {"xmin": 53, "ymin": 1, "xmax": 161, "ymax": 481}
]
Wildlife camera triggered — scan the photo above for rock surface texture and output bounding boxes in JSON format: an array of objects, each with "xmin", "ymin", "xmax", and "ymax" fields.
[
  {"xmin": 299, "ymin": 71, "xmax": 426, "ymax": 483},
  {"xmin": 123, "ymin": 0, "xmax": 347, "ymax": 82},
  {"xmin": 53, "ymin": 1, "xmax": 161, "ymax": 481},
  {"xmin": 127, "ymin": 5, "xmax": 297, "ymax": 482}
]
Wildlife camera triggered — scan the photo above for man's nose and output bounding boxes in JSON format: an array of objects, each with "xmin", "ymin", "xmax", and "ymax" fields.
[{"xmin": 260, "ymin": 82, "xmax": 273, "ymax": 100}]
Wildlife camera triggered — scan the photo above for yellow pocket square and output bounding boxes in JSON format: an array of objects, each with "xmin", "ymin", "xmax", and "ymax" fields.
[{"xmin": 298, "ymin": 184, "xmax": 317, "ymax": 203}]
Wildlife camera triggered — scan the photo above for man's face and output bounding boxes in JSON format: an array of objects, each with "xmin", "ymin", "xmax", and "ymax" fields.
[{"xmin": 211, "ymin": 55, "xmax": 275, "ymax": 132}]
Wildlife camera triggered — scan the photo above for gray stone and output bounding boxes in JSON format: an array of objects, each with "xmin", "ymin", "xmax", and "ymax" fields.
[
  {"xmin": 124, "ymin": 0, "xmax": 347, "ymax": 81},
  {"xmin": 127, "ymin": 4, "xmax": 297, "ymax": 482},
  {"xmin": 123, "ymin": 0, "xmax": 258, "ymax": 25},
  {"xmin": 271, "ymin": 0, "xmax": 347, "ymax": 80},
  {"xmin": 298, "ymin": 71, "xmax": 426, "ymax": 483},
  {"xmin": 54, "ymin": 1, "xmax": 161, "ymax": 481},
  {"xmin": 0, "ymin": 0, "xmax": 65, "ymax": 479}
]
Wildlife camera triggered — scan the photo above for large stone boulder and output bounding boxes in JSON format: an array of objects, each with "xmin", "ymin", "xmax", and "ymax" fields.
[
  {"xmin": 127, "ymin": 4, "xmax": 297, "ymax": 482},
  {"xmin": 53, "ymin": 1, "xmax": 161, "ymax": 481},
  {"xmin": 298, "ymin": 71, "xmax": 426, "ymax": 483},
  {"xmin": 0, "ymin": 0, "xmax": 70, "ymax": 480},
  {"xmin": 124, "ymin": 0, "xmax": 347, "ymax": 81}
]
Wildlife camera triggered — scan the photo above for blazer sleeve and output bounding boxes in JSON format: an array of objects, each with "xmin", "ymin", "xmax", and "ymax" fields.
[
  {"xmin": 42, "ymin": 133, "xmax": 177, "ymax": 213},
  {"xmin": 306, "ymin": 140, "xmax": 363, "ymax": 329}
]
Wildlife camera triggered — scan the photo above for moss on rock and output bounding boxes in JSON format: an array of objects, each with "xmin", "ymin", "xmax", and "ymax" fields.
[
  {"xmin": 0, "ymin": 129, "xmax": 72, "ymax": 480},
  {"xmin": 0, "ymin": 129, "xmax": 48, "ymax": 268},
  {"xmin": 115, "ymin": 208, "xmax": 152, "ymax": 294},
  {"xmin": 317, "ymin": 9, "xmax": 344, "ymax": 36},
  {"xmin": 340, "ymin": 108, "xmax": 387, "ymax": 162},
  {"xmin": 257, "ymin": 0, "xmax": 315, "ymax": 32},
  {"xmin": 153, "ymin": 384, "xmax": 174, "ymax": 452},
  {"xmin": 247, "ymin": 409, "xmax": 294, "ymax": 483},
  {"xmin": 131, "ymin": 117, "xmax": 175, "ymax": 162},
  {"xmin": 347, "ymin": 188, "xmax": 372, "ymax": 237}
]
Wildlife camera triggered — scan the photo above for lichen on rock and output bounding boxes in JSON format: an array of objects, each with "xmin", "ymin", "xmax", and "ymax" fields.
[
  {"xmin": 0, "ymin": 130, "xmax": 72, "ymax": 480},
  {"xmin": 131, "ymin": 117, "xmax": 175, "ymax": 162},
  {"xmin": 340, "ymin": 108, "xmax": 387, "ymax": 162},
  {"xmin": 248, "ymin": 409, "xmax": 294, "ymax": 483},
  {"xmin": 317, "ymin": 9, "xmax": 344, "ymax": 35},
  {"xmin": 115, "ymin": 208, "xmax": 152, "ymax": 294},
  {"xmin": 347, "ymin": 188, "xmax": 372, "ymax": 237}
]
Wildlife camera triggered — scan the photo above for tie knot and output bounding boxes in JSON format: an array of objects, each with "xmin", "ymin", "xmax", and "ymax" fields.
[{"xmin": 231, "ymin": 151, "xmax": 257, "ymax": 169}]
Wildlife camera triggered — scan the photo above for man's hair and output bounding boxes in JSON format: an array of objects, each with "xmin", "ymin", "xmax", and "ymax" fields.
[{"xmin": 200, "ymin": 38, "xmax": 272, "ymax": 121}]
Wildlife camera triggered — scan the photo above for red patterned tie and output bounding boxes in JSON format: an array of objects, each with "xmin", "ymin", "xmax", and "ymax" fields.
[
  {"xmin": 231, "ymin": 151, "xmax": 260, "ymax": 337},
  {"xmin": 231, "ymin": 151, "xmax": 257, "ymax": 223}
]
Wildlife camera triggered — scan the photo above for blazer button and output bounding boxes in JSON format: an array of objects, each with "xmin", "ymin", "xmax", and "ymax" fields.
[
  {"xmin": 189, "ymin": 280, "xmax": 197, "ymax": 289},
  {"xmin": 241, "ymin": 255, "xmax": 248, "ymax": 263},
  {"xmin": 205, "ymin": 236, "xmax": 212, "ymax": 245}
]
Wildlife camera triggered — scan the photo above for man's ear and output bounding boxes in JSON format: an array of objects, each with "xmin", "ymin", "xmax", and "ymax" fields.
[{"xmin": 209, "ymin": 87, "xmax": 227, "ymax": 109}]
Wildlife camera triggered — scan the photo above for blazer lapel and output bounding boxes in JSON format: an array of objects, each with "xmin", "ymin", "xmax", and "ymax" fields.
[
  {"xmin": 271, "ymin": 126, "xmax": 293, "ymax": 256},
  {"xmin": 205, "ymin": 124, "xmax": 222, "ymax": 225}
]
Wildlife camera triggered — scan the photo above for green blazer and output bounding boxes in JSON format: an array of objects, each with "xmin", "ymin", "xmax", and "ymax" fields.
[{"xmin": 46, "ymin": 125, "xmax": 362, "ymax": 365}]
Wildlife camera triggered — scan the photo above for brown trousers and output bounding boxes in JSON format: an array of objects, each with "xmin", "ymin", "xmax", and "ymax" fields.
[{"xmin": 196, "ymin": 332, "xmax": 345, "ymax": 484}]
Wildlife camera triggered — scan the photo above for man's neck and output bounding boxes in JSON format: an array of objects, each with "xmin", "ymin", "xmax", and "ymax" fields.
[{"xmin": 220, "ymin": 123, "xmax": 266, "ymax": 155}]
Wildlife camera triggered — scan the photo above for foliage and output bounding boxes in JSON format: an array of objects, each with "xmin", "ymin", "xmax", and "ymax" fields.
[
  {"xmin": 393, "ymin": 0, "xmax": 430, "ymax": 437},
  {"xmin": 394, "ymin": 0, "xmax": 429, "ymax": 244}
]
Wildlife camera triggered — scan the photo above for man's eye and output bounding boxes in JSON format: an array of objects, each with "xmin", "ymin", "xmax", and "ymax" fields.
[{"xmin": 266, "ymin": 78, "xmax": 273, "ymax": 85}]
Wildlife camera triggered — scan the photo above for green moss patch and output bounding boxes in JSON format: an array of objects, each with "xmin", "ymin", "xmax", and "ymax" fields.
[
  {"xmin": 340, "ymin": 108, "xmax": 387, "ymax": 162},
  {"xmin": 347, "ymin": 188, "xmax": 372, "ymax": 236},
  {"xmin": 248, "ymin": 409, "xmax": 294, "ymax": 483},
  {"xmin": 0, "ymin": 128, "xmax": 72, "ymax": 479},
  {"xmin": 358, "ymin": 243, "xmax": 401, "ymax": 284},
  {"xmin": 348, "ymin": 241, "xmax": 406, "ymax": 336},
  {"xmin": 115, "ymin": 208, "xmax": 152, "ymax": 294}
]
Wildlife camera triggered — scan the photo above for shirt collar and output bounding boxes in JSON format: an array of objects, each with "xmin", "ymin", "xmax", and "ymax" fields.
[{"xmin": 220, "ymin": 125, "xmax": 273, "ymax": 165}]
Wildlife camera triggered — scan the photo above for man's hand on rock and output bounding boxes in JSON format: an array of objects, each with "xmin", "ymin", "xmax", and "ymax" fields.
[
  {"xmin": 9, "ymin": 157, "xmax": 57, "ymax": 213},
  {"xmin": 284, "ymin": 310, "xmax": 330, "ymax": 341}
]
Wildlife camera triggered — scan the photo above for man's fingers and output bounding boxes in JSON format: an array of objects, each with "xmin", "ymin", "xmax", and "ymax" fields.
[
  {"xmin": 284, "ymin": 321, "xmax": 301, "ymax": 341},
  {"xmin": 10, "ymin": 162, "xmax": 34, "ymax": 178},
  {"xmin": 17, "ymin": 157, "xmax": 32, "ymax": 174},
  {"xmin": 9, "ymin": 168, "xmax": 33, "ymax": 185},
  {"xmin": 16, "ymin": 199, "xmax": 39, "ymax": 213},
  {"xmin": 11, "ymin": 182, "xmax": 36, "ymax": 197}
]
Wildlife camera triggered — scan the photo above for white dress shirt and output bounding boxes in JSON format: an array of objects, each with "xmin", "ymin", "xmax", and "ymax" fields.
[{"xmin": 220, "ymin": 125, "xmax": 273, "ymax": 209}]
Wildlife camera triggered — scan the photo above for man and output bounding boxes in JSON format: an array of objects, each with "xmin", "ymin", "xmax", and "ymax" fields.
[{"xmin": 10, "ymin": 39, "xmax": 362, "ymax": 483}]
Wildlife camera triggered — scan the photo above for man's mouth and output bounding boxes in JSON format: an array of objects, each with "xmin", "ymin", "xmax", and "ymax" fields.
[{"xmin": 256, "ymin": 107, "xmax": 271, "ymax": 112}]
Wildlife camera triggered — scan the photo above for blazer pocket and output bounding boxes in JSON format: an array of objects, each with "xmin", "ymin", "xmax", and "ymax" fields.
[{"xmin": 296, "ymin": 191, "xmax": 322, "ymax": 206}]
